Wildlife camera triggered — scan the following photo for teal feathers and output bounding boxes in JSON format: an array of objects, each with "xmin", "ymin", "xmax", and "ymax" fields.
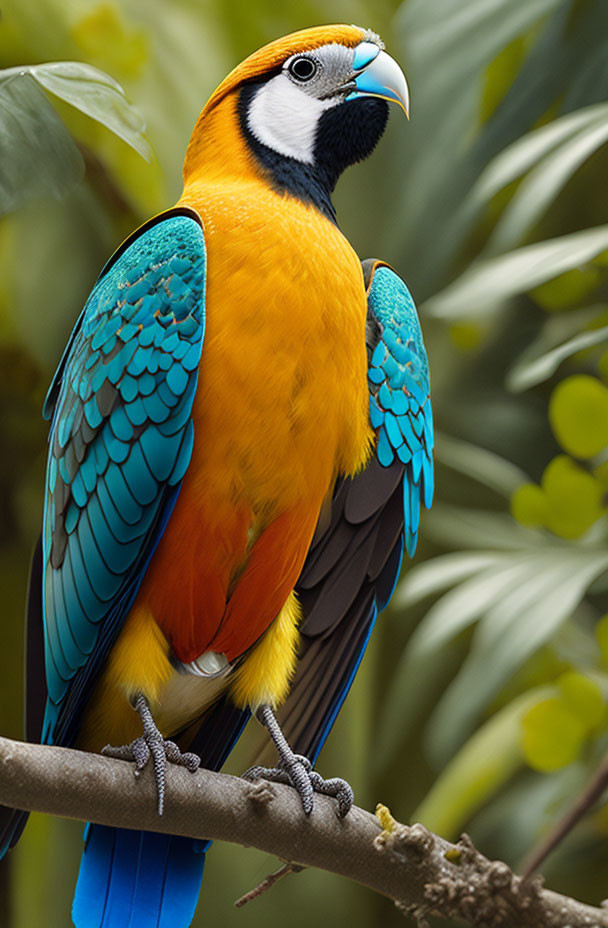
[
  {"xmin": 367, "ymin": 265, "xmax": 434, "ymax": 557},
  {"xmin": 41, "ymin": 209, "xmax": 207, "ymax": 744}
]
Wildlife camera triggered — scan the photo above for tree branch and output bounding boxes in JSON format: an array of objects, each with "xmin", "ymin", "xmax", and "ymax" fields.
[{"xmin": 0, "ymin": 736, "xmax": 606, "ymax": 927}]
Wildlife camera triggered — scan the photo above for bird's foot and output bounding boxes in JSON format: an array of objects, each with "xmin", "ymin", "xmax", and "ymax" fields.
[
  {"xmin": 242, "ymin": 753, "xmax": 354, "ymax": 817},
  {"xmin": 102, "ymin": 693, "xmax": 200, "ymax": 815},
  {"xmin": 242, "ymin": 704, "xmax": 354, "ymax": 818}
]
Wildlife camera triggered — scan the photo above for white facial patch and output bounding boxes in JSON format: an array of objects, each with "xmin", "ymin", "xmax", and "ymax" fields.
[{"xmin": 247, "ymin": 73, "xmax": 339, "ymax": 164}]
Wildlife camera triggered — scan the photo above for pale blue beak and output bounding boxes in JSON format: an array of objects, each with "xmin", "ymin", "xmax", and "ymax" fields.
[{"xmin": 346, "ymin": 41, "xmax": 410, "ymax": 118}]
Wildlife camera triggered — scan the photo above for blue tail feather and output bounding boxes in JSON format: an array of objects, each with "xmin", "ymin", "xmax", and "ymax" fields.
[
  {"xmin": 72, "ymin": 825, "xmax": 206, "ymax": 928},
  {"xmin": 71, "ymin": 698, "xmax": 248, "ymax": 927}
]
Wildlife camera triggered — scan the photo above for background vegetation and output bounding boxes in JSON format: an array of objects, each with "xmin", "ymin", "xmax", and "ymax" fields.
[{"xmin": 1, "ymin": 0, "xmax": 607, "ymax": 925}]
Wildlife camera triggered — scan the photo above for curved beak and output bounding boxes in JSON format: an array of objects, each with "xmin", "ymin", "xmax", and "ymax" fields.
[{"xmin": 346, "ymin": 42, "xmax": 410, "ymax": 118}]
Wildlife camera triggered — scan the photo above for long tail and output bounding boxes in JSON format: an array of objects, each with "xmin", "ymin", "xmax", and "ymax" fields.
[{"xmin": 72, "ymin": 825, "xmax": 209, "ymax": 928}]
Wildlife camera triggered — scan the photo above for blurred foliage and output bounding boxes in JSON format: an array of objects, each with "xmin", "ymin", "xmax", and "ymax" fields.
[{"xmin": 1, "ymin": 1, "xmax": 608, "ymax": 927}]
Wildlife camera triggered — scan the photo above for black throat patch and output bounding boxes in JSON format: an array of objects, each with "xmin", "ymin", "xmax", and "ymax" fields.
[{"xmin": 238, "ymin": 83, "xmax": 388, "ymax": 224}]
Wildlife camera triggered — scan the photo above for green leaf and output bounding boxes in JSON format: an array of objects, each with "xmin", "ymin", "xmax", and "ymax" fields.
[
  {"xmin": 394, "ymin": 551, "xmax": 505, "ymax": 608},
  {"xmin": 557, "ymin": 671, "xmax": 605, "ymax": 731},
  {"xmin": 549, "ymin": 375, "xmax": 608, "ymax": 459},
  {"xmin": 423, "ymin": 505, "xmax": 546, "ymax": 550},
  {"xmin": 508, "ymin": 323, "xmax": 608, "ymax": 392},
  {"xmin": 388, "ymin": 0, "xmax": 567, "ymax": 290},
  {"xmin": 562, "ymin": 35, "xmax": 608, "ymax": 112},
  {"xmin": 426, "ymin": 551, "xmax": 608, "ymax": 762},
  {"xmin": 541, "ymin": 454, "xmax": 606, "ymax": 537},
  {"xmin": 470, "ymin": 103, "xmax": 608, "ymax": 206},
  {"xmin": 413, "ymin": 688, "xmax": 552, "ymax": 838},
  {"xmin": 521, "ymin": 696, "xmax": 585, "ymax": 771},
  {"xmin": 597, "ymin": 614, "xmax": 608, "ymax": 669},
  {"xmin": 0, "ymin": 73, "xmax": 84, "ymax": 215},
  {"xmin": 407, "ymin": 557, "xmax": 537, "ymax": 659},
  {"xmin": 9, "ymin": 187, "xmax": 115, "ymax": 369},
  {"xmin": 436, "ymin": 432, "xmax": 530, "ymax": 497},
  {"xmin": 486, "ymin": 109, "xmax": 608, "ymax": 253},
  {"xmin": 0, "ymin": 59, "xmax": 150, "ymax": 215},
  {"xmin": 398, "ymin": 0, "xmax": 565, "ymax": 106},
  {"xmin": 423, "ymin": 225, "xmax": 608, "ymax": 319},
  {"xmin": 531, "ymin": 268, "xmax": 605, "ymax": 311},
  {"xmin": 511, "ymin": 483, "xmax": 548, "ymax": 528},
  {"xmin": 28, "ymin": 61, "xmax": 151, "ymax": 161}
]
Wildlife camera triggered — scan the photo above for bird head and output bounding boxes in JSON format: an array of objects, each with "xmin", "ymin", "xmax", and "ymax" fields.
[{"xmin": 183, "ymin": 25, "xmax": 409, "ymax": 221}]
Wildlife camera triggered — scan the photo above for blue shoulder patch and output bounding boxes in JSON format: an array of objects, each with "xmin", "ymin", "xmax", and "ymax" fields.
[
  {"xmin": 366, "ymin": 264, "xmax": 434, "ymax": 557},
  {"xmin": 42, "ymin": 211, "xmax": 206, "ymax": 742}
]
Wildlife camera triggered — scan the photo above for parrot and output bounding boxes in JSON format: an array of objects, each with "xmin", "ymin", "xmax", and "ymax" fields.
[{"xmin": 0, "ymin": 23, "xmax": 434, "ymax": 928}]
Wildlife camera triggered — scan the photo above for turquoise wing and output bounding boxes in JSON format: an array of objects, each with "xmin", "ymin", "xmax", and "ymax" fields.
[
  {"xmin": 41, "ymin": 208, "xmax": 206, "ymax": 745},
  {"xmin": 366, "ymin": 260, "xmax": 434, "ymax": 555}
]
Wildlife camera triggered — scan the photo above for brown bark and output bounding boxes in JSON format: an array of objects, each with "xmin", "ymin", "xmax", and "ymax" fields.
[{"xmin": 0, "ymin": 736, "xmax": 606, "ymax": 928}]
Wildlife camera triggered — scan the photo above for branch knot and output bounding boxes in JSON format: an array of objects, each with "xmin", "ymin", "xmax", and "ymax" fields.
[
  {"xmin": 245, "ymin": 779, "xmax": 277, "ymax": 806},
  {"xmin": 374, "ymin": 821, "xmax": 434, "ymax": 862}
]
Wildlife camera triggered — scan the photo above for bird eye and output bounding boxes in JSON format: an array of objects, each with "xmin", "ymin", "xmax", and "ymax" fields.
[{"xmin": 288, "ymin": 57, "xmax": 318, "ymax": 82}]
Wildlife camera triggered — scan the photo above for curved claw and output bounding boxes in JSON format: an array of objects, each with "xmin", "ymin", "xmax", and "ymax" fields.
[
  {"xmin": 309, "ymin": 772, "xmax": 354, "ymax": 818},
  {"xmin": 242, "ymin": 757, "xmax": 353, "ymax": 818},
  {"xmin": 164, "ymin": 740, "xmax": 200, "ymax": 773}
]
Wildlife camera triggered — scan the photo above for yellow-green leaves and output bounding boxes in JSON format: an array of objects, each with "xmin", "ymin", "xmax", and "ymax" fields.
[
  {"xmin": 449, "ymin": 322, "xmax": 484, "ymax": 352},
  {"xmin": 558, "ymin": 671, "xmax": 605, "ymax": 728},
  {"xmin": 512, "ymin": 374, "xmax": 608, "ymax": 538},
  {"xmin": 549, "ymin": 375, "xmax": 608, "ymax": 459},
  {"xmin": 542, "ymin": 455, "xmax": 605, "ymax": 538},
  {"xmin": 521, "ymin": 673, "xmax": 605, "ymax": 772},
  {"xmin": 511, "ymin": 455, "xmax": 605, "ymax": 538},
  {"xmin": 511, "ymin": 483, "xmax": 547, "ymax": 528},
  {"xmin": 521, "ymin": 697, "xmax": 585, "ymax": 771}
]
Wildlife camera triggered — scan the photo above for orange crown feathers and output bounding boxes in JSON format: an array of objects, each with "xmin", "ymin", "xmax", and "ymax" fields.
[{"xmin": 201, "ymin": 25, "xmax": 368, "ymax": 117}]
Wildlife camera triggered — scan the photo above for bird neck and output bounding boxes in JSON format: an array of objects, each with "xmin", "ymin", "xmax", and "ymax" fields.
[
  {"xmin": 182, "ymin": 92, "xmax": 337, "ymax": 223},
  {"xmin": 183, "ymin": 95, "xmax": 259, "ymax": 186},
  {"xmin": 236, "ymin": 83, "xmax": 338, "ymax": 223}
]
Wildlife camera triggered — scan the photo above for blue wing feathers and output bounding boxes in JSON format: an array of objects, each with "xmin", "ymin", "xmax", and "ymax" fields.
[
  {"xmin": 366, "ymin": 264, "xmax": 434, "ymax": 559},
  {"xmin": 41, "ymin": 210, "xmax": 206, "ymax": 745}
]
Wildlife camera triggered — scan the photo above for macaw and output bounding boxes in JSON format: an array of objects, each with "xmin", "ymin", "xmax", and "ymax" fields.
[{"xmin": 0, "ymin": 23, "xmax": 433, "ymax": 928}]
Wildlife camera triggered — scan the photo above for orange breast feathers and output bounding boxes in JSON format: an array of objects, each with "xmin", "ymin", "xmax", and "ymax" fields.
[{"xmin": 132, "ymin": 90, "xmax": 373, "ymax": 667}]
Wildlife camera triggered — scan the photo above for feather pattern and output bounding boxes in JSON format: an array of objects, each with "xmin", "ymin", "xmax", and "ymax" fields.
[
  {"xmin": 365, "ymin": 262, "xmax": 434, "ymax": 556},
  {"xmin": 41, "ymin": 208, "xmax": 207, "ymax": 746}
]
